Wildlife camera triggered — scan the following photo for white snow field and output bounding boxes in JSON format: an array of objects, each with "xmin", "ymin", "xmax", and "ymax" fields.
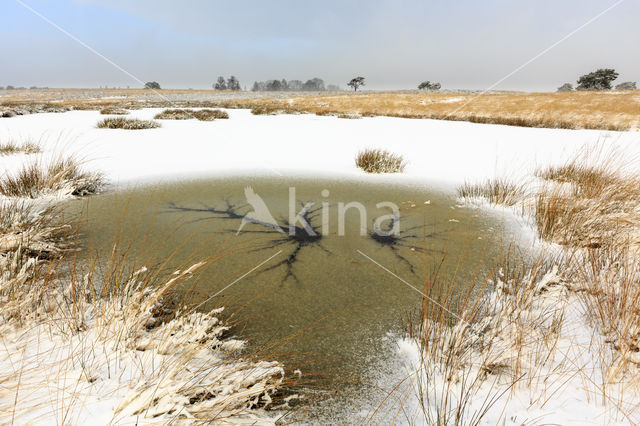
[{"xmin": 0, "ymin": 108, "xmax": 637, "ymax": 188}]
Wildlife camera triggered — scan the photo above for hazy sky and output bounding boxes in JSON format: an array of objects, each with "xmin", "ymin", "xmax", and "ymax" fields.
[{"xmin": 1, "ymin": 0, "xmax": 638, "ymax": 91}]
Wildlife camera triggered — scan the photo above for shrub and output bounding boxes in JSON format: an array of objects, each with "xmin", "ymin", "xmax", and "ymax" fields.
[
  {"xmin": 97, "ymin": 117, "xmax": 161, "ymax": 130},
  {"xmin": 355, "ymin": 148, "xmax": 406, "ymax": 173},
  {"xmin": 144, "ymin": 81, "xmax": 161, "ymax": 90},
  {"xmin": 615, "ymin": 81, "xmax": 637, "ymax": 90},
  {"xmin": 557, "ymin": 83, "xmax": 573, "ymax": 92},
  {"xmin": 99, "ymin": 107, "xmax": 129, "ymax": 115}
]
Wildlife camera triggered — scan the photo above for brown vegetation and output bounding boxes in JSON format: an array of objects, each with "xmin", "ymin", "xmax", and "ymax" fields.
[
  {"xmin": 97, "ymin": 117, "xmax": 161, "ymax": 129},
  {"xmin": 0, "ymin": 156, "xmax": 103, "ymax": 198},
  {"xmin": 2, "ymin": 88, "xmax": 639, "ymax": 130},
  {"xmin": 458, "ymin": 148, "xmax": 640, "ymax": 378},
  {"xmin": 355, "ymin": 148, "xmax": 406, "ymax": 173},
  {"xmin": 154, "ymin": 108, "xmax": 229, "ymax": 121},
  {"xmin": 0, "ymin": 140, "xmax": 41, "ymax": 156},
  {"xmin": 99, "ymin": 107, "xmax": 129, "ymax": 115}
]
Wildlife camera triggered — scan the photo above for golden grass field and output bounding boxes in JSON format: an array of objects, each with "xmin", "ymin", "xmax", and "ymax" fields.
[{"xmin": 1, "ymin": 88, "xmax": 639, "ymax": 131}]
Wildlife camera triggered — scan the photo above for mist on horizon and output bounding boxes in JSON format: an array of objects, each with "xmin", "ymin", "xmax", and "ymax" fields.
[{"xmin": 1, "ymin": 0, "xmax": 638, "ymax": 91}]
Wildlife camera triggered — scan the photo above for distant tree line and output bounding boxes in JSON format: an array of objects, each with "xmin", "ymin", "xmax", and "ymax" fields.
[
  {"xmin": 558, "ymin": 68, "xmax": 636, "ymax": 92},
  {"xmin": 213, "ymin": 76, "xmax": 241, "ymax": 90},
  {"xmin": 251, "ymin": 77, "xmax": 336, "ymax": 92}
]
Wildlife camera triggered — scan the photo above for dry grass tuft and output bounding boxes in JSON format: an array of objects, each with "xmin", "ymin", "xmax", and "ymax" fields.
[
  {"xmin": 456, "ymin": 146, "xmax": 640, "ymax": 387},
  {"xmin": 192, "ymin": 109, "xmax": 229, "ymax": 121},
  {"xmin": 355, "ymin": 148, "xmax": 407, "ymax": 173},
  {"xmin": 0, "ymin": 210, "xmax": 292, "ymax": 422},
  {"xmin": 457, "ymin": 178, "xmax": 527, "ymax": 206},
  {"xmin": 0, "ymin": 140, "xmax": 41, "ymax": 156},
  {"xmin": 154, "ymin": 108, "xmax": 229, "ymax": 121},
  {"xmin": 154, "ymin": 108, "xmax": 195, "ymax": 120},
  {"xmin": 97, "ymin": 117, "xmax": 160, "ymax": 130},
  {"xmin": 0, "ymin": 156, "xmax": 104, "ymax": 198},
  {"xmin": 99, "ymin": 107, "xmax": 129, "ymax": 115}
]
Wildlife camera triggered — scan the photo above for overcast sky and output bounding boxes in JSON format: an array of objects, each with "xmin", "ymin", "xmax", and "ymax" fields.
[{"xmin": 1, "ymin": 0, "xmax": 638, "ymax": 91}]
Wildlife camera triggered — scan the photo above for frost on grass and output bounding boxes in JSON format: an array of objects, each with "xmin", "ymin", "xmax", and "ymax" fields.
[
  {"xmin": 154, "ymin": 108, "xmax": 229, "ymax": 121},
  {"xmin": 0, "ymin": 140, "xmax": 41, "ymax": 156},
  {"xmin": 387, "ymin": 259, "xmax": 640, "ymax": 424},
  {"xmin": 355, "ymin": 148, "xmax": 407, "ymax": 173},
  {"xmin": 0, "ymin": 202, "xmax": 292, "ymax": 424},
  {"xmin": 97, "ymin": 117, "xmax": 161, "ymax": 129},
  {"xmin": 0, "ymin": 156, "xmax": 103, "ymax": 198},
  {"xmin": 438, "ymin": 146, "xmax": 640, "ymax": 423}
]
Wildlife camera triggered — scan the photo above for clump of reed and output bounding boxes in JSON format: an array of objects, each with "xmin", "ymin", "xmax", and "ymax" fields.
[
  {"xmin": 97, "ymin": 117, "xmax": 161, "ymax": 129},
  {"xmin": 0, "ymin": 156, "xmax": 104, "ymax": 198},
  {"xmin": 533, "ymin": 156, "xmax": 638, "ymax": 249},
  {"xmin": 355, "ymin": 148, "xmax": 407, "ymax": 173},
  {"xmin": 384, "ymin": 252, "xmax": 572, "ymax": 424},
  {"xmin": 457, "ymin": 177, "xmax": 527, "ymax": 206},
  {"xmin": 0, "ymin": 140, "xmax": 41, "ymax": 156},
  {"xmin": 154, "ymin": 108, "xmax": 229, "ymax": 121},
  {"xmin": 455, "ymin": 144, "xmax": 640, "ymax": 392},
  {"xmin": 99, "ymin": 107, "xmax": 129, "ymax": 115},
  {"xmin": 192, "ymin": 108, "xmax": 229, "ymax": 120},
  {"xmin": 0, "ymin": 230, "xmax": 292, "ymax": 422},
  {"xmin": 154, "ymin": 108, "xmax": 195, "ymax": 120}
]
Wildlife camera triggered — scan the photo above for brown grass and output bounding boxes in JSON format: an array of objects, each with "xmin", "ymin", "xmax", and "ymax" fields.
[
  {"xmin": 3, "ymin": 88, "xmax": 638, "ymax": 130},
  {"xmin": 0, "ymin": 205, "xmax": 293, "ymax": 422},
  {"xmin": 154, "ymin": 108, "xmax": 229, "ymax": 121},
  {"xmin": 0, "ymin": 156, "xmax": 103, "ymax": 198},
  {"xmin": 457, "ymin": 178, "xmax": 527, "ymax": 206},
  {"xmin": 99, "ymin": 107, "xmax": 128, "ymax": 115},
  {"xmin": 458, "ymin": 147, "xmax": 640, "ymax": 380},
  {"xmin": 192, "ymin": 109, "xmax": 229, "ymax": 120},
  {"xmin": 229, "ymin": 91, "xmax": 640, "ymax": 131},
  {"xmin": 0, "ymin": 140, "xmax": 41, "ymax": 156},
  {"xmin": 97, "ymin": 117, "xmax": 160, "ymax": 129},
  {"xmin": 355, "ymin": 148, "xmax": 407, "ymax": 173}
]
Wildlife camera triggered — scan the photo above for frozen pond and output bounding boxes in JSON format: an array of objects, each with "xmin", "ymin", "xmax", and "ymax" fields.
[{"xmin": 65, "ymin": 175, "xmax": 524, "ymax": 421}]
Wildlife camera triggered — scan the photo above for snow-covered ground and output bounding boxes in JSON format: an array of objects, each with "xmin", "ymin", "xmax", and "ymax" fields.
[{"xmin": 1, "ymin": 108, "xmax": 637, "ymax": 188}]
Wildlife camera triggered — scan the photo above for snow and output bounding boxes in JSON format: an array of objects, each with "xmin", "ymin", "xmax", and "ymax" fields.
[
  {"xmin": 1, "ymin": 109, "xmax": 639, "ymax": 424},
  {"xmin": 1, "ymin": 108, "xmax": 637, "ymax": 190}
]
